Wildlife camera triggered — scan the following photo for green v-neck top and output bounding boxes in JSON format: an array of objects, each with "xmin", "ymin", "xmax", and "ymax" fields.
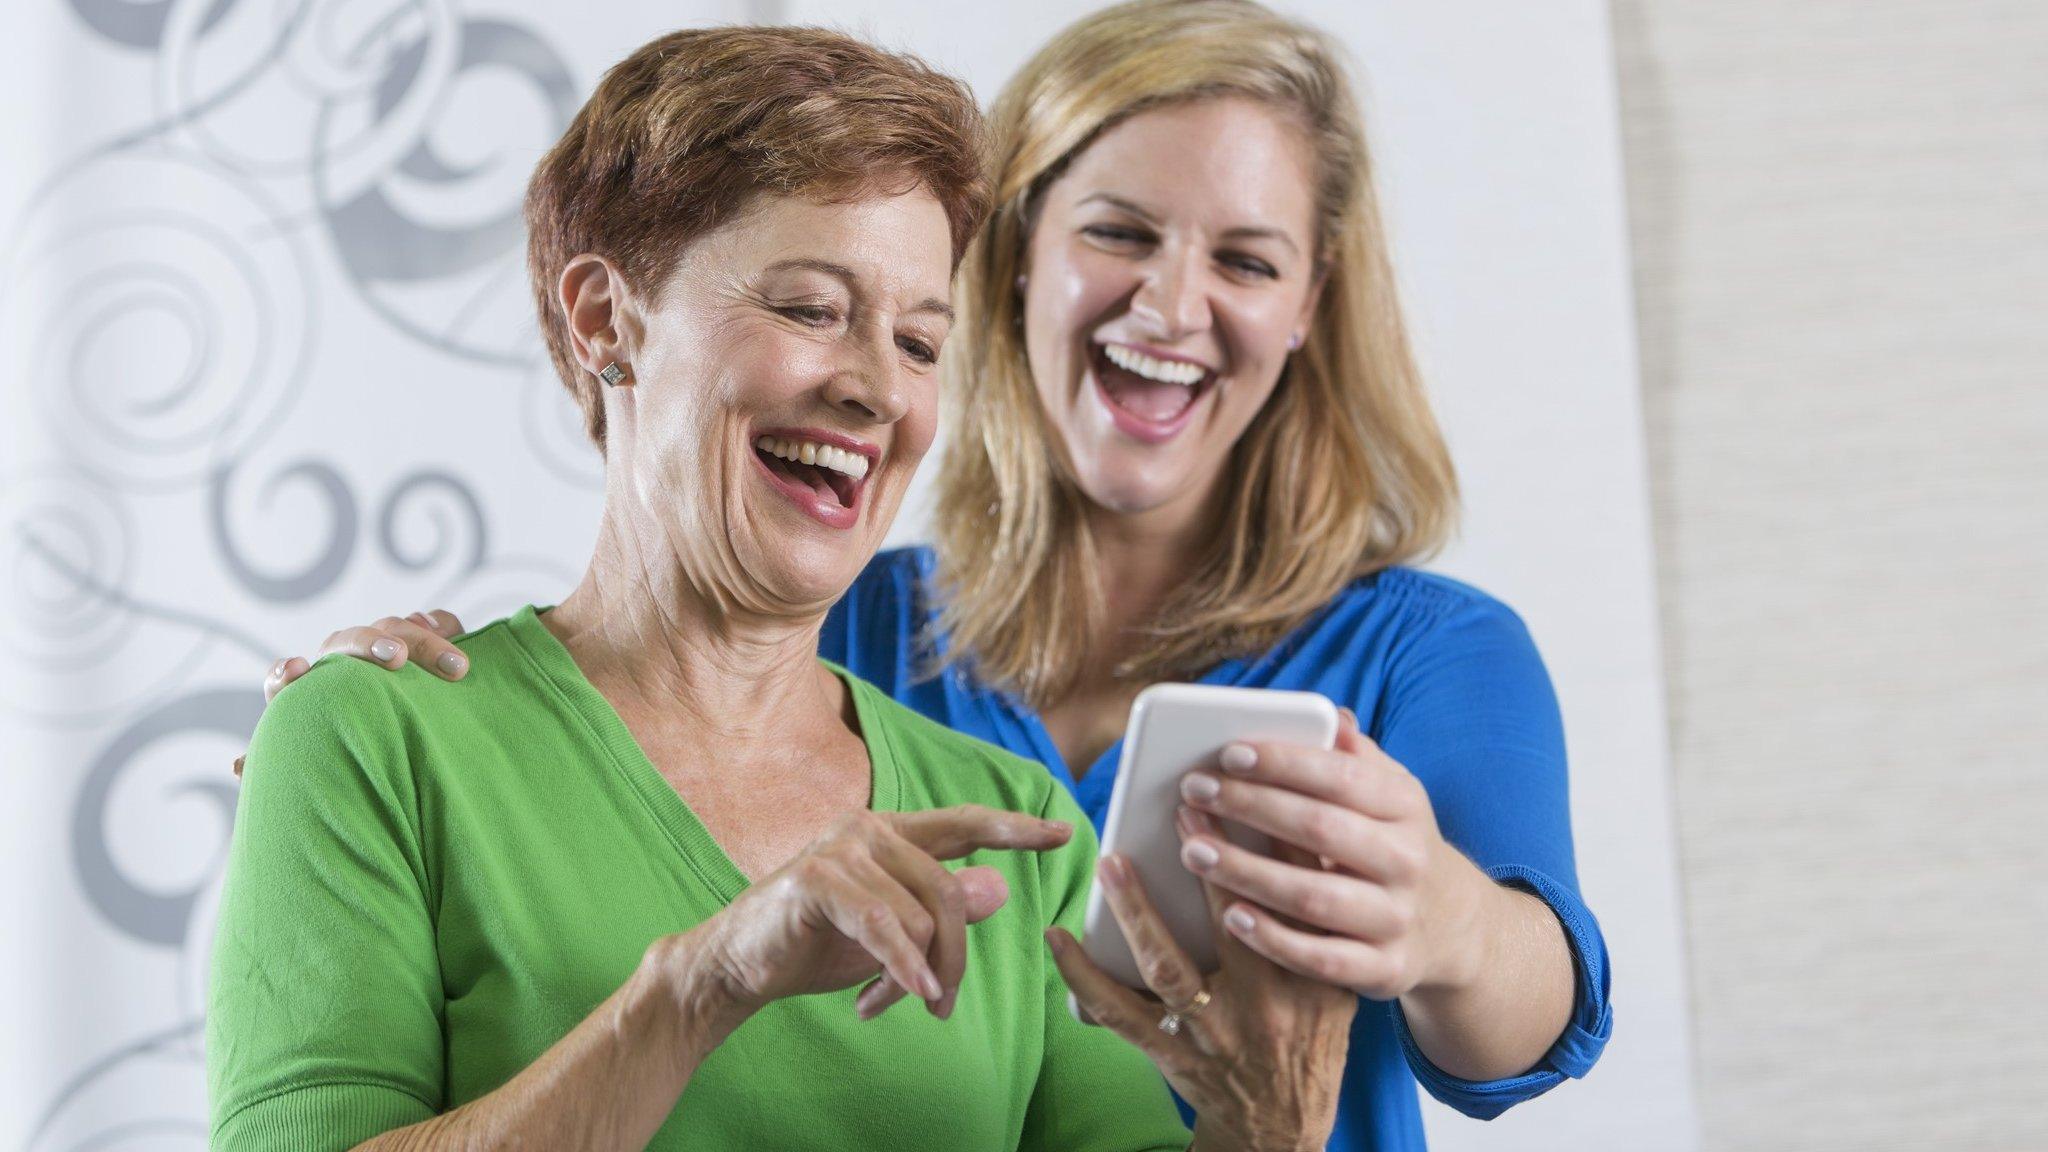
[{"xmin": 207, "ymin": 604, "xmax": 1189, "ymax": 1151}]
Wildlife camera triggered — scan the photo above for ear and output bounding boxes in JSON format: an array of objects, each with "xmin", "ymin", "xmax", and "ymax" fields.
[{"xmin": 558, "ymin": 254, "xmax": 638, "ymax": 379}]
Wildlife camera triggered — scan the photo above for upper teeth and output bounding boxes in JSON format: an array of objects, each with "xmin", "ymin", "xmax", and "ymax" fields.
[
  {"xmin": 1103, "ymin": 343, "xmax": 1206, "ymax": 386},
  {"xmin": 755, "ymin": 435, "xmax": 870, "ymax": 479}
]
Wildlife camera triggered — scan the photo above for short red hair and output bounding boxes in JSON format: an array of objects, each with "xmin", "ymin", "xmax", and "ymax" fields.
[{"xmin": 524, "ymin": 25, "xmax": 991, "ymax": 449}]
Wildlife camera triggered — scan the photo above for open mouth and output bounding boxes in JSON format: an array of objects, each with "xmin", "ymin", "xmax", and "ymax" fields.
[
  {"xmin": 751, "ymin": 430, "xmax": 874, "ymax": 529},
  {"xmin": 1090, "ymin": 342, "xmax": 1217, "ymax": 443}
]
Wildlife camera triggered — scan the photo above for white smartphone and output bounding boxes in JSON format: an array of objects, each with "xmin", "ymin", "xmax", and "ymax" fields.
[{"xmin": 1079, "ymin": 683, "xmax": 1339, "ymax": 992}]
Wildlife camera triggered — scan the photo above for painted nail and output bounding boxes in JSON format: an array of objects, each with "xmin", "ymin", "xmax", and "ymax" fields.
[
  {"xmin": 1182, "ymin": 839, "xmax": 1219, "ymax": 872},
  {"xmin": 437, "ymin": 651, "xmax": 466, "ymax": 677},
  {"xmin": 271, "ymin": 658, "xmax": 289, "ymax": 680},
  {"xmin": 370, "ymin": 639, "xmax": 399, "ymax": 663},
  {"xmin": 1224, "ymin": 907, "xmax": 1255, "ymax": 935},
  {"xmin": 921, "ymin": 969, "xmax": 944, "ymax": 1002},
  {"xmin": 1098, "ymin": 856, "xmax": 1128, "ymax": 889},
  {"xmin": 1219, "ymin": 744, "xmax": 1257, "ymax": 774},
  {"xmin": 1180, "ymin": 772, "xmax": 1221, "ymax": 802}
]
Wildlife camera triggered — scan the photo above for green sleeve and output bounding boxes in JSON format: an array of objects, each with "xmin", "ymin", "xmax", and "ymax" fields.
[
  {"xmin": 207, "ymin": 658, "xmax": 445, "ymax": 1150},
  {"xmin": 1021, "ymin": 783, "xmax": 1192, "ymax": 1152}
]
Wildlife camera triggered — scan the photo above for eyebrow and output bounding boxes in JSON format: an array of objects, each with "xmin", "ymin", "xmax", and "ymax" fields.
[
  {"xmin": 1075, "ymin": 192, "xmax": 1302, "ymax": 258},
  {"xmin": 761, "ymin": 258, "xmax": 954, "ymax": 321}
]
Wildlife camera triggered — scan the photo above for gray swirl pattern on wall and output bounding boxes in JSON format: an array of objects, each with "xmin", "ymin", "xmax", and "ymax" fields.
[{"xmin": 8, "ymin": 1, "xmax": 596, "ymax": 1147}]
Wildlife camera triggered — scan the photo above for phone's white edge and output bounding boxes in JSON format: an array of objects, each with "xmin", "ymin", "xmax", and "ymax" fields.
[{"xmin": 1075, "ymin": 684, "xmax": 1339, "ymax": 1012}]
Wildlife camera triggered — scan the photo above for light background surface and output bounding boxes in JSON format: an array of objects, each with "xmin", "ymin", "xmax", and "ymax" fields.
[
  {"xmin": 1614, "ymin": 3, "xmax": 2048, "ymax": 1148},
  {"xmin": 0, "ymin": 2, "xmax": 1697, "ymax": 1149}
]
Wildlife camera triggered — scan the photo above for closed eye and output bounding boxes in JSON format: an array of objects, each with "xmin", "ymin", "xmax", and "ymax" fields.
[
  {"xmin": 779, "ymin": 304, "xmax": 839, "ymax": 326},
  {"xmin": 1082, "ymin": 223, "xmax": 1156, "ymax": 248},
  {"xmin": 1221, "ymin": 253, "xmax": 1280, "ymax": 280}
]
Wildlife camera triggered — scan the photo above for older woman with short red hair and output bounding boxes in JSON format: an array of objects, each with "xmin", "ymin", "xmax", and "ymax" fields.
[{"xmin": 206, "ymin": 25, "xmax": 1344, "ymax": 1152}]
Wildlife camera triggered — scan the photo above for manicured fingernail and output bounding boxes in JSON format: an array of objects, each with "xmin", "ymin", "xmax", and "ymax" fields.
[
  {"xmin": 1219, "ymin": 744, "xmax": 1257, "ymax": 774},
  {"xmin": 437, "ymin": 651, "xmax": 466, "ymax": 676},
  {"xmin": 370, "ymin": 639, "xmax": 399, "ymax": 662},
  {"xmin": 1181, "ymin": 772, "xmax": 1221, "ymax": 802},
  {"xmin": 1182, "ymin": 839, "xmax": 1218, "ymax": 872},
  {"xmin": 271, "ymin": 659, "xmax": 288, "ymax": 680},
  {"xmin": 921, "ymin": 969, "xmax": 944, "ymax": 1002},
  {"xmin": 1097, "ymin": 856, "xmax": 1128, "ymax": 889},
  {"xmin": 1224, "ymin": 907, "xmax": 1255, "ymax": 935}
]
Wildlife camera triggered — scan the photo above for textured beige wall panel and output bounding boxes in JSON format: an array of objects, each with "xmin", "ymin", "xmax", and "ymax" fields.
[{"xmin": 1611, "ymin": 3, "xmax": 2048, "ymax": 1149}]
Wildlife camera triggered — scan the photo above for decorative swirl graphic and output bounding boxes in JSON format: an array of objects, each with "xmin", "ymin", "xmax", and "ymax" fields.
[
  {"xmin": 152, "ymin": 0, "xmax": 462, "ymax": 194},
  {"xmin": 68, "ymin": 0, "xmax": 240, "ymax": 51},
  {"xmin": 208, "ymin": 458, "xmax": 359, "ymax": 603},
  {"xmin": 23, "ymin": 1019, "xmax": 208, "ymax": 1152},
  {"xmin": 0, "ymin": 470, "xmax": 137, "ymax": 675},
  {"xmin": 316, "ymin": 14, "xmax": 577, "ymax": 363},
  {"xmin": 522, "ymin": 361, "xmax": 605, "ymax": 491},
  {"xmin": 72, "ymin": 688, "xmax": 257, "ymax": 949},
  {"xmin": 378, "ymin": 468, "xmax": 488, "ymax": 578},
  {"xmin": 1, "ymin": 153, "xmax": 313, "ymax": 488},
  {"xmin": 0, "ymin": 468, "xmax": 270, "ymax": 727},
  {"xmin": 11, "ymin": 4, "xmax": 604, "ymax": 1148},
  {"xmin": 432, "ymin": 552, "xmax": 579, "ymax": 622}
]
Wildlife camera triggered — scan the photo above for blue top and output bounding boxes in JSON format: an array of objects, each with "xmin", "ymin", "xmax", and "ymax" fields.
[{"xmin": 821, "ymin": 546, "xmax": 1612, "ymax": 1149}]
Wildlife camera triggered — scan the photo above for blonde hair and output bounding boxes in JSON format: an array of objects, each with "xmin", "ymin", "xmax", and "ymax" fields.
[{"xmin": 930, "ymin": 0, "xmax": 1458, "ymax": 707}]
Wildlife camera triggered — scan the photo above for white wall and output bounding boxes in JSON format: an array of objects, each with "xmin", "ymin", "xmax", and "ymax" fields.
[{"xmin": 1613, "ymin": 3, "xmax": 2048, "ymax": 1148}]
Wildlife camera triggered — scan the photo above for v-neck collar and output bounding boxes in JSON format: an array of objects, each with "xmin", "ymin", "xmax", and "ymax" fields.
[
  {"xmin": 984, "ymin": 584, "xmax": 1357, "ymax": 824},
  {"xmin": 994, "ymin": 653, "xmax": 1251, "ymax": 823},
  {"xmin": 504, "ymin": 603, "xmax": 903, "ymax": 904}
]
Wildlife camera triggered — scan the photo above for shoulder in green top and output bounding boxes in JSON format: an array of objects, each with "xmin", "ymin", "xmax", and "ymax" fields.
[{"xmin": 206, "ymin": 604, "xmax": 1189, "ymax": 1152}]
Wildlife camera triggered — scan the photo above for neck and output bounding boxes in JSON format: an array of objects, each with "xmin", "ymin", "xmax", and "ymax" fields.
[
  {"xmin": 1082, "ymin": 482, "xmax": 1225, "ymax": 671},
  {"xmin": 542, "ymin": 510, "xmax": 837, "ymax": 744}
]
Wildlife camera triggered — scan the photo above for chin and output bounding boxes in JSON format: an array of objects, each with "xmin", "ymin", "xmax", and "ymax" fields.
[
  {"xmin": 1073, "ymin": 458, "xmax": 1190, "ymax": 517},
  {"xmin": 729, "ymin": 526, "xmax": 870, "ymax": 611}
]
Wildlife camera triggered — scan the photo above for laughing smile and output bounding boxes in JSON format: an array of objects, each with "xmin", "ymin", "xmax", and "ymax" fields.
[
  {"xmin": 752, "ymin": 428, "xmax": 878, "ymax": 529},
  {"xmin": 1091, "ymin": 341, "xmax": 1219, "ymax": 443}
]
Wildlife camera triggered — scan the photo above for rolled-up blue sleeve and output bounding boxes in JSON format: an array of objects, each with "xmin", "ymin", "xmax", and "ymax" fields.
[{"xmin": 1371, "ymin": 591, "xmax": 1614, "ymax": 1119}]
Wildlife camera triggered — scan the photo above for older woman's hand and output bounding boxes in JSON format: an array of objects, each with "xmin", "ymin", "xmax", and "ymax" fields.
[
  {"xmin": 1047, "ymin": 827, "xmax": 1356, "ymax": 1152},
  {"xmin": 1171, "ymin": 709, "xmax": 1491, "ymax": 1003},
  {"xmin": 682, "ymin": 806, "xmax": 1075, "ymax": 1022}
]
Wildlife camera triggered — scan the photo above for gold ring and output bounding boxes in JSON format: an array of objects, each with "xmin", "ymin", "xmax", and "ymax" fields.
[{"xmin": 1157, "ymin": 988, "xmax": 1212, "ymax": 1036}]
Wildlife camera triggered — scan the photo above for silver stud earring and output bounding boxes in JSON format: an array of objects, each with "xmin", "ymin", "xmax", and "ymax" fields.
[
  {"xmin": 1287, "ymin": 333, "xmax": 1303, "ymax": 352},
  {"xmin": 598, "ymin": 362, "xmax": 627, "ymax": 387}
]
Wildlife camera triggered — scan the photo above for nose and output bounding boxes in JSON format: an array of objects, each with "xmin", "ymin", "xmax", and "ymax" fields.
[
  {"xmin": 1130, "ymin": 244, "xmax": 1212, "ymax": 339},
  {"xmin": 821, "ymin": 326, "xmax": 911, "ymax": 425}
]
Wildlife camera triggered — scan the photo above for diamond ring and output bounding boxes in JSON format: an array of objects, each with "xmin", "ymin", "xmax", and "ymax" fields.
[{"xmin": 1157, "ymin": 988, "xmax": 1213, "ymax": 1037}]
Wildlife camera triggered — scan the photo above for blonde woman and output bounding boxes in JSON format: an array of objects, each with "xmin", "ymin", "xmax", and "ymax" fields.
[{"xmin": 258, "ymin": 2, "xmax": 1611, "ymax": 1147}]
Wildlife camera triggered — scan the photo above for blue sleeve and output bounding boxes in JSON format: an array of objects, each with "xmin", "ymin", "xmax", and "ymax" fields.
[{"xmin": 1369, "ymin": 595, "xmax": 1613, "ymax": 1120}]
